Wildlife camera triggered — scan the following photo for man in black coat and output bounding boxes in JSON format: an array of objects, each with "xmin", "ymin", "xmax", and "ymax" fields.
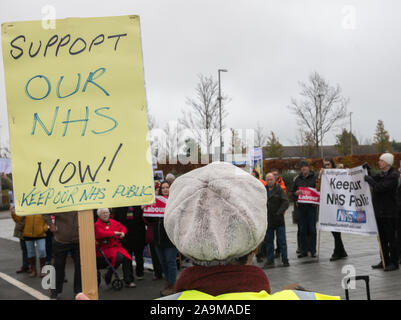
[
  {"xmin": 292, "ymin": 160, "xmax": 317, "ymax": 258},
  {"xmin": 43, "ymin": 211, "xmax": 81, "ymax": 300},
  {"xmin": 113, "ymin": 206, "xmax": 146, "ymax": 282},
  {"xmin": 263, "ymin": 173, "xmax": 290, "ymax": 268},
  {"xmin": 364, "ymin": 153, "xmax": 400, "ymax": 271},
  {"xmin": 397, "ymin": 169, "xmax": 401, "ymax": 264}
]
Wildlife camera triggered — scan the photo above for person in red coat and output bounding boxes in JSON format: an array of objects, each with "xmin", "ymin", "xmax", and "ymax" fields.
[{"xmin": 95, "ymin": 208, "xmax": 136, "ymax": 288}]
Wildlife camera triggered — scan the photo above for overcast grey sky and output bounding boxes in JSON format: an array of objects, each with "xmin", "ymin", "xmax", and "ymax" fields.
[{"xmin": 1, "ymin": 0, "xmax": 401, "ymax": 152}]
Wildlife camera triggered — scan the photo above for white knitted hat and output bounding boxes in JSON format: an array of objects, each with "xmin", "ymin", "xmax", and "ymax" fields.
[
  {"xmin": 164, "ymin": 162, "xmax": 267, "ymax": 265},
  {"xmin": 379, "ymin": 153, "xmax": 394, "ymax": 166}
]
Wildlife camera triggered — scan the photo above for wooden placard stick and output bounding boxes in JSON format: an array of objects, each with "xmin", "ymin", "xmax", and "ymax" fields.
[
  {"xmin": 317, "ymin": 229, "xmax": 321, "ymax": 261},
  {"xmin": 78, "ymin": 209, "xmax": 98, "ymax": 300}
]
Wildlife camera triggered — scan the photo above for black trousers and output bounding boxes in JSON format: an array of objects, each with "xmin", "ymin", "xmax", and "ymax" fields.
[
  {"xmin": 19, "ymin": 239, "xmax": 29, "ymax": 269},
  {"xmin": 298, "ymin": 205, "xmax": 317, "ymax": 255},
  {"xmin": 149, "ymin": 242, "xmax": 163, "ymax": 278},
  {"xmin": 45, "ymin": 230, "xmax": 53, "ymax": 264},
  {"xmin": 294, "ymin": 205, "xmax": 310, "ymax": 252},
  {"xmin": 52, "ymin": 240, "xmax": 81, "ymax": 295},
  {"xmin": 398, "ymin": 212, "xmax": 401, "ymax": 259},
  {"xmin": 256, "ymin": 240, "xmax": 266, "ymax": 259},
  {"xmin": 123, "ymin": 243, "xmax": 146, "ymax": 278},
  {"xmin": 332, "ymin": 232, "xmax": 347, "ymax": 256},
  {"xmin": 377, "ymin": 216, "xmax": 399, "ymax": 266},
  {"xmin": 97, "ymin": 251, "xmax": 133, "ymax": 284}
]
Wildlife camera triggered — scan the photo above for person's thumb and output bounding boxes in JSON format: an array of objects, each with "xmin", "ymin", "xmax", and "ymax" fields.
[{"xmin": 75, "ymin": 292, "xmax": 90, "ymax": 300}]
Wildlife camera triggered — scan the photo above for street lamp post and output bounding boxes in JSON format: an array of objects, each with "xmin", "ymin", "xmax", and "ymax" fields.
[
  {"xmin": 318, "ymin": 93, "xmax": 324, "ymax": 158},
  {"xmin": 218, "ymin": 69, "xmax": 228, "ymax": 162},
  {"xmin": 350, "ymin": 112, "xmax": 353, "ymax": 155}
]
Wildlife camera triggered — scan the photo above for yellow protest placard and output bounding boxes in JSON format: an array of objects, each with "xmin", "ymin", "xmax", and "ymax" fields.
[{"xmin": 1, "ymin": 15, "xmax": 155, "ymax": 215}]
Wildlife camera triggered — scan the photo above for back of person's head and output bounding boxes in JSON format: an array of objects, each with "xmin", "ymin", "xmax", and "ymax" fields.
[
  {"xmin": 323, "ymin": 157, "xmax": 336, "ymax": 169},
  {"xmin": 252, "ymin": 169, "xmax": 260, "ymax": 179},
  {"xmin": 164, "ymin": 162, "xmax": 267, "ymax": 266},
  {"xmin": 299, "ymin": 160, "xmax": 309, "ymax": 169},
  {"xmin": 166, "ymin": 173, "xmax": 176, "ymax": 183}
]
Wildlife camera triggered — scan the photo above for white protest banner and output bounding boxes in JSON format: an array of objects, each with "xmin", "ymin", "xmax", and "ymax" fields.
[
  {"xmin": 319, "ymin": 166, "xmax": 378, "ymax": 236},
  {"xmin": 248, "ymin": 147, "xmax": 263, "ymax": 178},
  {"xmin": 297, "ymin": 187, "xmax": 320, "ymax": 205}
]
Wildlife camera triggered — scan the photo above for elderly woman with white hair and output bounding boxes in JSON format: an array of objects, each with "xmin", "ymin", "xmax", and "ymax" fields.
[
  {"xmin": 165, "ymin": 173, "xmax": 176, "ymax": 185},
  {"xmin": 95, "ymin": 208, "xmax": 136, "ymax": 288}
]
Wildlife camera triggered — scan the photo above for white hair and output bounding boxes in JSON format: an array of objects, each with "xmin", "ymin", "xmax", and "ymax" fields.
[
  {"xmin": 97, "ymin": 208, "xmax": 110, "ymax": 216},
  {"xmin": 165, "ymin": 173, "xmax": 176, "ymax": 181}
]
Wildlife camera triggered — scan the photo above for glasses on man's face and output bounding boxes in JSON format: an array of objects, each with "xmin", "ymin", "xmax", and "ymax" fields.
[{"xmin": 324, "ymin": 163, "xmax": 331, "ymax": 168}]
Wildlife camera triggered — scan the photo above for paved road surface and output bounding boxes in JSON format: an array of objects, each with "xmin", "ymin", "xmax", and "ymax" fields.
[{"xmin": 1, "ymin": 207, "xmax": 400, "ymax": 300}]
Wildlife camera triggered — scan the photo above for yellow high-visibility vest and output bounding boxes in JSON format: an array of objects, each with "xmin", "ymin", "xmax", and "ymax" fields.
[{"xmin": 158, "ymin": 289, "xmax": 340, "ymax": 300}]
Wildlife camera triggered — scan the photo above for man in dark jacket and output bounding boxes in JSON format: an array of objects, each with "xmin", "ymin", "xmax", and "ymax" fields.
[
  {"xmin": 397, "ymin": 169, "xmax": 401, "ymax": 264},
  {"xmin": 42, "ymin": 211, "xmax": 81, "ymax": 299},
  {"xmin": 263, "ymin": 173, "xmax": 290, "ymax": 268},
  {"xmin": 365, "ymin": 153, "xmax": 400, "ymax": 271},
  {"xmin": 292, "ymin": 160, "xmax": 317, "ymax": 258},
  {"xmin": 113, "ymin": 206, "xmax": 145, "ymax": 281}
]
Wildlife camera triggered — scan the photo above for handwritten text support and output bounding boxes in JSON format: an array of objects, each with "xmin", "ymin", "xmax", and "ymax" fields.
[{"xmin": 2, "ymin": 15, "xmax": 154, "ymax": 215}]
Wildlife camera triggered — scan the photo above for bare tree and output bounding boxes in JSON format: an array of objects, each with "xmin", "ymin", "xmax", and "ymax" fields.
[
  {"xmin": 179, "ymin": 74, "xmax": 228, "ymax": 158},
  {"xmin": 0, "ymin": 146, "xmax": 10, "ymax": 158},
  {"xmin": 295, "ymin": 128, "xmax": 318, "ymax": 158},
  {"xmin": 148, "ymin": 113, "xmax": 157, "ymax": 132},
  {"xmin": 254, "ymin": 122, "xmax": 267, "ymax": 147},
  {"xmin": 227, "ymin": 128, "xmax": 243, "ymax": 156},
  {"xmin": 147, "ymin": 108, "xmax": 159, "ymax": 160},
  {"xmin": 158, "ymin": 121, "xmax": 185, "ymax": 163},
  {"xmin": 289, "ymin": 72, "xmax": 348, "ymax": 151}
]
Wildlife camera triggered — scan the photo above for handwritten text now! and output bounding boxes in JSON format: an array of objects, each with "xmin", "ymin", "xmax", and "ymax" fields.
[{"xmin": 2, "ymin": 16, "xmax": 154, "ymax": 214}]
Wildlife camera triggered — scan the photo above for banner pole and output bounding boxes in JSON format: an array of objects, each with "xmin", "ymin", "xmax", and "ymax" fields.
[
  {"xmin": 78, "ymin": 210, "xmax": 99, "ymax": 300},
  {"xmin": 317, "ymin": 229, "xmax": 321, "ymax": 260},
  {"xmin": 377, "ymin": 236, "xmax": 386, "ymax": 270}
]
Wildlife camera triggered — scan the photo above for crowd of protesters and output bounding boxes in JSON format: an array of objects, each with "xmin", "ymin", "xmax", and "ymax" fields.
[
  {"xmin": 4, "ymin": 170, "xmax": 180, "ymax": 299},
  {"xmin": 77, "ymin": 162, "xmax": 340, "ymax": 300},
  {"xmin": 254, "ymin": 152, "xmax": 401, "ymax": 273},
  {"xmin": 4, "ymin": 151, "xmax": 401, "ymax": 300}
]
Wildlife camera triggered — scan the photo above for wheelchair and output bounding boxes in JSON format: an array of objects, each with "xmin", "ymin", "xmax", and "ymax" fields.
[{"xmin": 96, "ymin": 245, "xmax": 124, "ymax": 291}]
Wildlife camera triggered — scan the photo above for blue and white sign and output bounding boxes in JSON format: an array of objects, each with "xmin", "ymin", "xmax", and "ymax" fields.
[{"xmin": 248, "ymin": 147, "xmax": 263, "ymax": 178}]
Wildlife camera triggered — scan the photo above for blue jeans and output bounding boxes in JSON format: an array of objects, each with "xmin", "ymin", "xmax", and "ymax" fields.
[
  {"xmin": 298, "ymin": 205, "xmax": 317, "ymax": 255},
  {"xmin": 25, "ymin": 238, "xmax": 47, "ymax": 258},
  {"xmin": 265, "ymin": 226, "xmax": 288, "ymax": 263},
  {"xmin": 155, "ymin": 246, "xmax": 178, "ymax": 285}
]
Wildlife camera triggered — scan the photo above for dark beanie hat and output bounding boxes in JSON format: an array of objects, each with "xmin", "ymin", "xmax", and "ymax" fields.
[{"xmin": 299, "ymin": 160, "xmax": 309, "ymax": 168}]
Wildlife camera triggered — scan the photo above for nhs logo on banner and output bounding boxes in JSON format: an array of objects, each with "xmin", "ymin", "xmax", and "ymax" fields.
[{"xmin": 336, "ymin": 209, "xmax": 367, "ymax": 224}]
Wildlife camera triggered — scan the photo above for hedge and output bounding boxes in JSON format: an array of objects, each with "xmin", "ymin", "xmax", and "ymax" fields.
[{"xmin": 263, "ymin": 152, "xmax": 401, "ymax": 173}]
